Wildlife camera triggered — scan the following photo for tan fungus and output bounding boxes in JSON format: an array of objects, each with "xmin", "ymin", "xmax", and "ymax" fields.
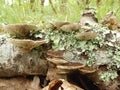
[
  {"xmin": 75, "ymin": 31, "xmax": 97, "ymax": 40},
  {"xmin": 49, "ymin": 21, "xmax": 71, "ymax": 30},
  {"xmin": 9, "ymin": 39, "xmax": 46, "ymax": 51},
  {"xmin": 79, "ymin": 66, "xmax": 96, "ymax": 74},
  {"xmin": 60, "ymin": 23, "xmax": 81, "ymax": 32},
  {"xmin": 56, "ymin": 62, "xmax": 85, "ymax": 70}
]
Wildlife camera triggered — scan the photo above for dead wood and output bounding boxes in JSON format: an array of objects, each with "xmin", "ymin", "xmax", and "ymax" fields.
[
  {"xmin": 0, "ymin": 76, "xmax": 42, "ymax": 90},
  {"xmin": 0, "ymin": 35, "xmax": 48, "ymax": 77}
]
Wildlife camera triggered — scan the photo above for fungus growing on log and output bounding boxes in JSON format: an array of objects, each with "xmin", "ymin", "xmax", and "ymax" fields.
[
  {"xmin": 47, "ymin": 57, "xmax": 68, "ymax": 65},
  {"xmin": 49, "ymin": 21, "xmax": 70, "ymax": 30},
  {"xmin": 47, "ymin": 50, "xmax": 64, "ymax": 58},
  {"xmin": 9, "ymin": 39, "xmax": 46, "ymax": 51},
  {"xmin": 79, "ymin": 66, "xmax": 96, "ymax": 74},
  {"xmin": 3, "ymin": 24, "xmax": 38, "ymax": 37},
  {"xmin": 56, "ymin": 62, "xmax": 85, "ymax": 70},
  {"xmin": 75, "ymin": 31, "xmax": 97, "ymax": 40},
  {"xmin": 60, "ymin": 23, "xmax": 81, "ymax": 32},
  {"xmin": 46, "ymin": 50, "xmax": 68, "ymax": 64}
]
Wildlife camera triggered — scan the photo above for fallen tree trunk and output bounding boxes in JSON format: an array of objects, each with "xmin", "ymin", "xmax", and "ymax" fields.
[{"xmin": 0, "ymin": 35, "xmax": 48, "ymax": 77}]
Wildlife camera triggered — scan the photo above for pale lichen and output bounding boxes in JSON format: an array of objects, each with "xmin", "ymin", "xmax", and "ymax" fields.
[
  {"xmin": 44, "ymin": 24, "xmax": 120, "ymax": 82},
  {"xmin": 99, "ymin": 70, "xmax": 118, "ymax": 82}
]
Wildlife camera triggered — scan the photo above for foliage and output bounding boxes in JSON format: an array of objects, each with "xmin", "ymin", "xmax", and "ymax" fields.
[{"xmin": 0, "ymin": 0, "xmax": 120, "ymax": 25}]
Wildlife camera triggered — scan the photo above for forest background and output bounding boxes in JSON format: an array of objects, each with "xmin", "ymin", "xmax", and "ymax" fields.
[{"xmin": 0, "ymin": 0, "xmax": 120, "ymax": 25}]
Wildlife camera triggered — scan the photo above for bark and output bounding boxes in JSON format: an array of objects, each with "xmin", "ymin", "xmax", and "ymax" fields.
[{"xmin": 0, "ymin": 35, "xmax": 48, "ymax": 77}]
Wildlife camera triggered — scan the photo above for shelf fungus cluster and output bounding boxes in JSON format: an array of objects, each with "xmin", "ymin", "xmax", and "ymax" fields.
[
  {"xmin": 44, "ymin": 10, "xmax": 120, "ymax": 88},
  {"xmin": 2, "ymin": 24, "xmax": 46, "ymax": 52},
  {"xmin": 47, "ymin": 9, "xmax": 98, "ymax": 33},
  {"xmin": 46, "ymin": 50, "xmax": 96, "ymax": 79},
  {"xmin": 0, "ymin": 9, "xmax": 120, "ymax": 90},
  {"xmin": 47, "ymin": 21, "xmax": 82, "ymax": 32}
]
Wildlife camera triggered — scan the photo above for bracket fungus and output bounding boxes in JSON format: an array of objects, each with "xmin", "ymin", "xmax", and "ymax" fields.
[
  {"xmin": 79, "ymin": 66, "xmax": 96, "ymax": 74},
  {"xmin": 9, "ymin": 39, "xmax": 46, "ymax": 51},
  {"xmin": 46, "ymin": 50, "xmax": 85, "ymax": 79},
  {"xmin": 47, "ymin": 50, "xmax": 68, "ymax": 64},
  {"xmin": 3, "ymin": 24, "xmax": 38, "ymax": 37},
  {"xmin": 47, "ymin": 50, "xmax": 64, "ymax": 58},
  {"xmin": 60, "ymin": 23, "xmax": 81, "ymax": 32},
  {"xmin": 47, "ymin": 57, "xmax": 68, "ymax": 65},
  {"xmin": 75, "ymin": 31, "xmax": 97, "ymax": 40},
  {"xmin": 49, "ymin": 21, "xmax": 70, "ymax": 30},
  {"xmin": 49, "ymin": 62, "xmax": 85, "ymax": 75},
  {"xmin": 56, "ymin": 62, "xmax": 85, "ymax": 70},
  {"xmin": 54, "ymin": 62, "xmax": 85, "ymax": 75},
  {"xmin": 46, "ymin": 49, "xmax": 96, "ymax": 75},
  {"xmin": 56, "ymin": 63, "xmax": 96, "ymax": 75}
]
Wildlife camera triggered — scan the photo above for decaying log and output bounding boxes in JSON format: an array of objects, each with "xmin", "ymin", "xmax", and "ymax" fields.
[
  {"xmin": 0, "ymin": 9, "xmax": 120, "ymax": 89},
  {"xmin": 0, "ymin": 35, "xmax": 48, "ymax": 77},
  {"xmin": 0, "ymin": 76, "xmax": 42, "ymax": 90}
]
